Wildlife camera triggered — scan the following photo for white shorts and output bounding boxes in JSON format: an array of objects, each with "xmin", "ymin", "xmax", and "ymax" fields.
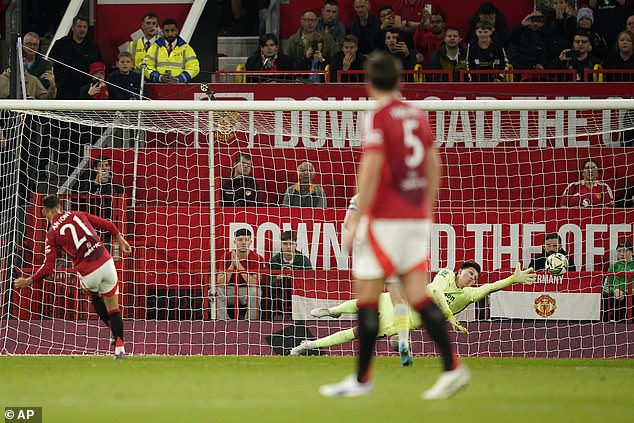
[
  {"xmin": 352, "ymin": 216, "xmax": 431, "ymax": 280},
  {"xmin": 79, "ymin": 259, "xmax": 119, "ymax": 296}
]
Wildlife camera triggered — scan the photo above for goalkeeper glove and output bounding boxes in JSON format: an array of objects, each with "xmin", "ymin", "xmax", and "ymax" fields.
[
  {"xmin": 512, "ymin": 262, "xmax": 536, "ymax": 285},
  {"xmin": 448, "ymin": 316, "xmax": 468, "ymax": 334}
]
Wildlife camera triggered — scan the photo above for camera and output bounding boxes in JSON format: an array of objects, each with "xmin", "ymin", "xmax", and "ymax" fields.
[
  {"xmin": 310, "ymin": 39, "xmax": 319, "ymax": 51},
  {"xmin": 564, "ymin": 50, "xmax": 578, "ymax": 59}
]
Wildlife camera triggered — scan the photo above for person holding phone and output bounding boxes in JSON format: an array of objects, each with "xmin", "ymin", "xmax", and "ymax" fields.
[
  {"xmin": 80, "ymin": 61, "xmax": 109, "ymax": 100},
  {"xmin": 384, "ymin": 29, "xmax": 417, "ymax": 74},
  {"xmin": 548, "ymin": 30, "xmax": 602, "ymax": 81}
]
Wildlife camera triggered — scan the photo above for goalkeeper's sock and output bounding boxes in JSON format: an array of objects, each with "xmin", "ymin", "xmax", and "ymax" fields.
[
  {"xmin": 313, "ymin": 328, "xmax": 357, "ymax": 349},
  {"xmin": 108, "ymin": 308, "xmax": 125, "ymax": 352},
  {"xmin": 330, "ymin": 299, "xmax": 359, "ymax": 316},
  {"xmin": 393, "ymin": 303, "xmax": 409, "ymax": 346},
  {"xmin": 356, "ymin": 302, "xmax": 378, "ymax": 384},
  {"xmin": 415, "ymin": 298, "xmax": 458, "ymax": 371},
  {"xmin": 90, "ymin": 296, "xmax": 110, "ymax": 328}
]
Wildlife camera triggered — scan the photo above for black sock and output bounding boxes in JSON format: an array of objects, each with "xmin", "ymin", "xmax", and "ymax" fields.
[
  {"xmin": 417, "ymin": 301, "xmax": 457, "ymax": 371},
  {"xmin": 108, "ymin": 308, "xmax": 124, "ymax": 346},
  {"xmin": 356, "ymin": 304, "xmax": 379, "ymax": 383},
  {"xmin": 90, "ymin": 296, "xmax": 110, "ymax": 328}
]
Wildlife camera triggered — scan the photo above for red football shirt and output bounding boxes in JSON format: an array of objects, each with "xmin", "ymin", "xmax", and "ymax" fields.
[
  {"xmin": 559, "ymin": 180, "xmax": 614, "ymax": 207},
  {"xmin": 362, "ymin": 97, "xmax": 436, "ymax": 219},
  {"xmin": 218, "ymin": 249, "xmax": 264, "ymax": 285},
  {"xmin": 31, "ymin": 211, "xmax": 120, "ymax": 283}
]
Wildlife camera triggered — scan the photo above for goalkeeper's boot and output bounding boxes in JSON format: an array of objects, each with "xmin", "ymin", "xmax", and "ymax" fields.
[
  {"xmin": 319, "ymin": 375, "xmax": 373, "ymax": 397},
  {"xmin": 114, "ymin": 351, "xmax": 127, "ymax": 360},
  {"xmin": 310, "ymin": 307, "xmax": 342, "ymax": 318},
  {"xmin": 422, "ymin": 365, "xmax": 470, "ymax": 400},
  {"xmin": 399, "ymin": 341, "xmax": 413, "ymax": 367},
  {"xmin": 290, "ymin": 340, "xmax": 311, "ymax": 356}
]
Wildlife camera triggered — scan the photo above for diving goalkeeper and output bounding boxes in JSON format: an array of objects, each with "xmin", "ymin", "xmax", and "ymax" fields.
[{"xmin": 291, "ymin": 261, "xmax": 535, "ymax": 356}]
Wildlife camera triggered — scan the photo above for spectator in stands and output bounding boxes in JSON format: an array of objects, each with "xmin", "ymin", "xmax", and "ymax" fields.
[
  {"xmin": 575, "ymin": 7, "xmax": 608, "ymax": 63},
  {"xmin": 376, "ymin": 5, "xmax": 413, "ymax": 50},
  {"xmin": 393, "ymin": 0, "xmax": 427, "ymax": 31},
  {"xmin": 549, "ymin": 30, "xmax": 602, "ymax": 82},
  {"xmin": 507, "ymin": 11, "xmax": 549, "ymax": 72},
  {"xmin": 108, "ymin": 52, "xmax": 146, "ymax": 100},
  {"xmin": 627, "ymin": 14, "xmax": 634, "ymax": 33},
  {"xmin": 428, "ymin": 27, "xmax": 467, "ymax": 81},
  {"xmin": 49, "ymin": 15, "xmax": 103, "ymax": 99},
  {"xmin": 128, "ymin": 12, "xmax": 160, "ymax": 71},
  {"xmin": 266, "ymin": 230, "xmax": 312, "ymax": 320},
  {"xmin": 284, "ymin": 10, "xmax": 339, "ymax": 68},
  {"xmin": 602, "ymin": 240, "xmax": 634, "ymax": 322},
  {"xmin": 465, "ymin": 20, "xmax": 509, "ymax": 82},
  {"xmin": 221, "ymin": 152, "xmax": 261, "ymax": 207},
  {"xmin": 413, "ymin": 11, "xmax": 446, "ymax": 68},
  {"xmin": 79, "ymin": 156, "xmax": 124, "ymax": 196},
  {"xmin": 379, "ymin": 29, "xmax": 417, "ymax": 78},
  {"xmin": 145, "ymin": 18, "xmax": 200, "ymax": 84},
  {"xmin": 318, "ymin": 0, "xmax": 346, "ymax": 46},
  {"xmin": 467, "ymin": 1, "xmax": 509, "ymax": 47},
  {"xmin": 22, "ymin": 32, "xmax": 53, "ymax": 89},
  {"xmin": 528, "ymin": 232, "xmax": 576, "ymax": 272},
  {"xmin": 589, "ymin": 0, "xmax": 625, "ymax": 49},
  {"xmin": 245, "ymin": 33, "xmax": 294, "ymax": 82},
  {"xmin": 347, "ymin": 0, "xmax": 381, "ymax": 56},
  {"xmin": 283, "ymin": 161, "xmax": 327, "ymax": 208},
  {"xmin": 293, "ymin": 33, "xmax": 330, "ymax": 82},
  {"xmin": 80, "ymin": 62, "xmax": 109, "ymax": 100},
  {"xmin": 559, "ymin": 158, "xmax": 614, "ymax": 207},
  {"xmin": 605, "ymin": 30, "xmax": 634, "ymax": 78},
  {"xmin": 0, "ymin": 65, "xmax": 57, "ymax": 99},
  {"xmin": 543, "ymin": 0, "xmax": 577, "ymax": 63},
  {"xmin": 216, "ymin": 228, "xmax": 264, "ymax": 320},
  {"xmin": 330, "ymin": 34, "xmax": 366, "ymax": 82}
]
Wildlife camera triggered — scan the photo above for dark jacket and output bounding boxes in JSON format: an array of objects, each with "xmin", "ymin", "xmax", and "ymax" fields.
[
  {"xmin": 49, "ymin": 35, "xmax": 102, "ymax": 99},
  {"xmin": 529, "ymin": 250, "xmax": 576, "ymax": 272}
]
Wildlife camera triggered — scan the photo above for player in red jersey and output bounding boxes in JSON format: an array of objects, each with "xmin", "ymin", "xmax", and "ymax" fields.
[
  {"xmin": 320, "ymin": 52, "xmax": 469, "ymax": 399},
  {"xmin": 14, "ymin": 195, "xmax": 132, "ymax": 359}
]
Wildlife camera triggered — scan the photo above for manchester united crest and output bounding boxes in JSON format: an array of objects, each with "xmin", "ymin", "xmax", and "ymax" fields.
[{"xmin": 534, "ymin": 294, "xmax": 557, "ymax": 317}]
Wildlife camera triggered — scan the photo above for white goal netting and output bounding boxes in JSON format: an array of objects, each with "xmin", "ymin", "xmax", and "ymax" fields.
[{"xmin": 1, "ymin": 99, "xmax": 633, "ymax": 357}]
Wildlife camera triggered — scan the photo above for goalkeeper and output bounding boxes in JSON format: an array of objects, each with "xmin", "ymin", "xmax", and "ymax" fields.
[{"xmin": 291, "ymin": 261, "xmax": 536, "ymax": 356}]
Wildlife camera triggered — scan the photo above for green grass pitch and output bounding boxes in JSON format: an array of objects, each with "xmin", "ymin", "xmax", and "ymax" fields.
[{"xmin": 1, "ymin": 356, "xmax": 633, "ymax": 423}]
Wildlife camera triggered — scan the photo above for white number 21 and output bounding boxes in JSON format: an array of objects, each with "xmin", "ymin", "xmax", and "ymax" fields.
[
  {"xmin": 60, "ymin": 216, "xmax": 93, "ymax": 249},
  {"xmin": 403, "ymin": 119, "xmax": 424, "ymax": 169}
]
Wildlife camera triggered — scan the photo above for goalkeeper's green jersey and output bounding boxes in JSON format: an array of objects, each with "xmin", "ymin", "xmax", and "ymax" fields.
[{"xmin": 427, "ymin": 268, "xmax": 505, "ymax": 315}]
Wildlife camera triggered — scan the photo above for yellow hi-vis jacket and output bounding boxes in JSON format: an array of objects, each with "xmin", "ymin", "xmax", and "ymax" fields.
[
  {"xmin": 144, "ymin": 36, "xmax": 200, "ymax": 83},
  {"xmin": 129, "ymin": 38, "xmax": 152, "ymax": 70}
]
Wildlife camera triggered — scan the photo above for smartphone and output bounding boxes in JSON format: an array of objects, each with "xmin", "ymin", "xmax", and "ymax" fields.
[
  {"xmin": 424, "ymin": 4, "xmax": 432, "ymax": 14},
  {"xmin": 310, "ymin": 39, "xmax": 319, "ymax": 51},
  {"xmin": 164, "ymin": 69, "xmax": 171, "ymax": 76},
  {"xmin": 564, "ymin": 50, "xmax": 578, "ymax": 59}
]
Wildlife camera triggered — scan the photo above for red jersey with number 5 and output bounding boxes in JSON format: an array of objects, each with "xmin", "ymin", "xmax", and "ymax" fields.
[
  {"xmin": 362, "ymin": 97, "xmax": 436, "ymax": 219},
  {"xmin": 31, "ymin": 211, "xmax": 120, "ymax": 283}
]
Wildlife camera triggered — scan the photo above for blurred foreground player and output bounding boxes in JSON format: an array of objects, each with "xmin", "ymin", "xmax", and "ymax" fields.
[{"xmin": 14, "ymin": 195, "xmax": 131, "ymax": 358}]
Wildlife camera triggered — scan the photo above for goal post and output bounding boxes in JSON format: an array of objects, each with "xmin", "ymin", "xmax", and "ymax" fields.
[{"xmin": 1, "ymin": 98, "xmax": 634, "ymax": 357}]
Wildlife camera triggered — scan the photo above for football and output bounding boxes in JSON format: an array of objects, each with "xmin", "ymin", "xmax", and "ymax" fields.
[{"xmin": 545, "ymin": 252, "xmax": 569, "ymax": 276}]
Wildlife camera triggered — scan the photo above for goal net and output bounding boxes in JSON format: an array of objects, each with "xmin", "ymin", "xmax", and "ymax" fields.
[{"xmin": 1, "ymin": 98, "xmax": 633, "ymax": 357}]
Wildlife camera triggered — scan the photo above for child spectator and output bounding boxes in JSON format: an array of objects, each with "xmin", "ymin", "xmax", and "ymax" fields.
[
  {"xmin": 602, "ymin": 241, "xmax": 634, "ymax": 322},
  {"xmin": 107, "ymin": 52, "xmax": 146, "ymax": 100},
  {"xmin": 465, "ymin": 20, "xmax": 509, "ymax": 82},
  {"xmin": 80, "ymin": 61, "xmax": 109, "ymax": 100}
]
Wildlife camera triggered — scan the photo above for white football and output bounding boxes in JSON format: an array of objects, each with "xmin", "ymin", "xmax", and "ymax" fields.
[{"xmin": 545, "ymin": 252, "xmax": 568, "ymax": 276}]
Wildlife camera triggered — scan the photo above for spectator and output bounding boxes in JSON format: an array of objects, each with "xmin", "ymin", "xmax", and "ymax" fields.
[
  {"xmin": 465, "ymin": 20, "xmax": 509, "ymax": 82},
  {"xmin": 575, "ymin": 7, "xmax": 608, "ymax": 63},
  {"xmin": 467, "ymin": 1, "xmax": 509, "ymax": 47},
  {"xmin": 293, "ymin": 32, "xmax": 329, "ymax": 82},
  {"xmin": 589, "ymin": 0, "xmax": 625, "ymax": 49},
  {"xmin": 382, "ymin": 29, "xmax": 417, "ymax": 74},
  {"xmin": 347, "ymin": 0, "xmax": 382, "ymax": 56},
  {"xmin": 107, "ymin": 52, "xmax": 146, "ymax": 100},
  {"xmin": 128, "ymin": 12, "xmax": 160, "ymax": 71},
  {"xmin": 282, "ymin": 161, "xmax": 327, "ymax": 208},
  {"xmin": 79, "ymin": 62, "xmax": 109, "ymax": 100},
  {"xmin": 392, "ymin": 0, "xmax": 426, "ymax": 31},
  {"xmin": 245, "ymin": 33, "xmax": 294, "ymax": 82},
  {"xmin": 559, "ymin": 158, "xmax": 614, "ymax": 207},
  {"xmin": 266, "ymin": 230, "xmax": 312, "ymax": 320},
  {"xmin": 627, "ymin": 14, "xmax": 634, "ymax": 33},
  {"xmin": 549, "ymin": 30, "xmax": 602, "ymax": 81},
  {"xmin": 22, "ymin": 32, "xmax": 53, "ymax": 88},
  {"xmin": 221, "ymin": 152, "xmax": 261, "ymax": 207},
  {"xmin": 0, "ymin": 66, "xmax": 56, "ymax": 99},
  {"xmin": 215, "ymin": 228, "xmax": 264, "ymax": 320},
  {"xmin": 602, "ymin": 241, "xmax": 634, "ymax": 322},
  {"xmin": 605, "ymin": 30, "xmax": 634, "ymax": 79},
  {"xmin": 528, "ymin": 232, "xmax": 576, "ymax": 272},
  {"xmin": 317, "ymin": 0, "xmax": 346, "ymax": 46},
  {"xmin": 428, "ymin": 27, "xmax": 467, "ymax": 82},
  {"xmin": 376, "ymin": 5, "xmax": 413, "ymax": 50},
  {"xmin": 145, "ymin": 18, "xmax": 200, "ymax": 83},
  {"xmin": 284, "ymin": 10, "xmax": 339, "ymax": 67},
  {"xmin": 49, "ymin": 15, "xmax": 103, "ymax": 99},
  {"xmin": 330, "ymin": 34, "xmax": 366, "ymax": 82},
  {"xmin": 507, "ymin": 11, "xmax": 548, "ymax": 71},
  {"xmin": 412, "ymin": 11, "xmax": 447, "ymax": 68},
  {"xmin": 79, "ymin": 156, "xmax": 124, "ymax": 196},
  {"xmin": 543, "ymin": 0, "xmax": 577, "ymax": 63}
]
